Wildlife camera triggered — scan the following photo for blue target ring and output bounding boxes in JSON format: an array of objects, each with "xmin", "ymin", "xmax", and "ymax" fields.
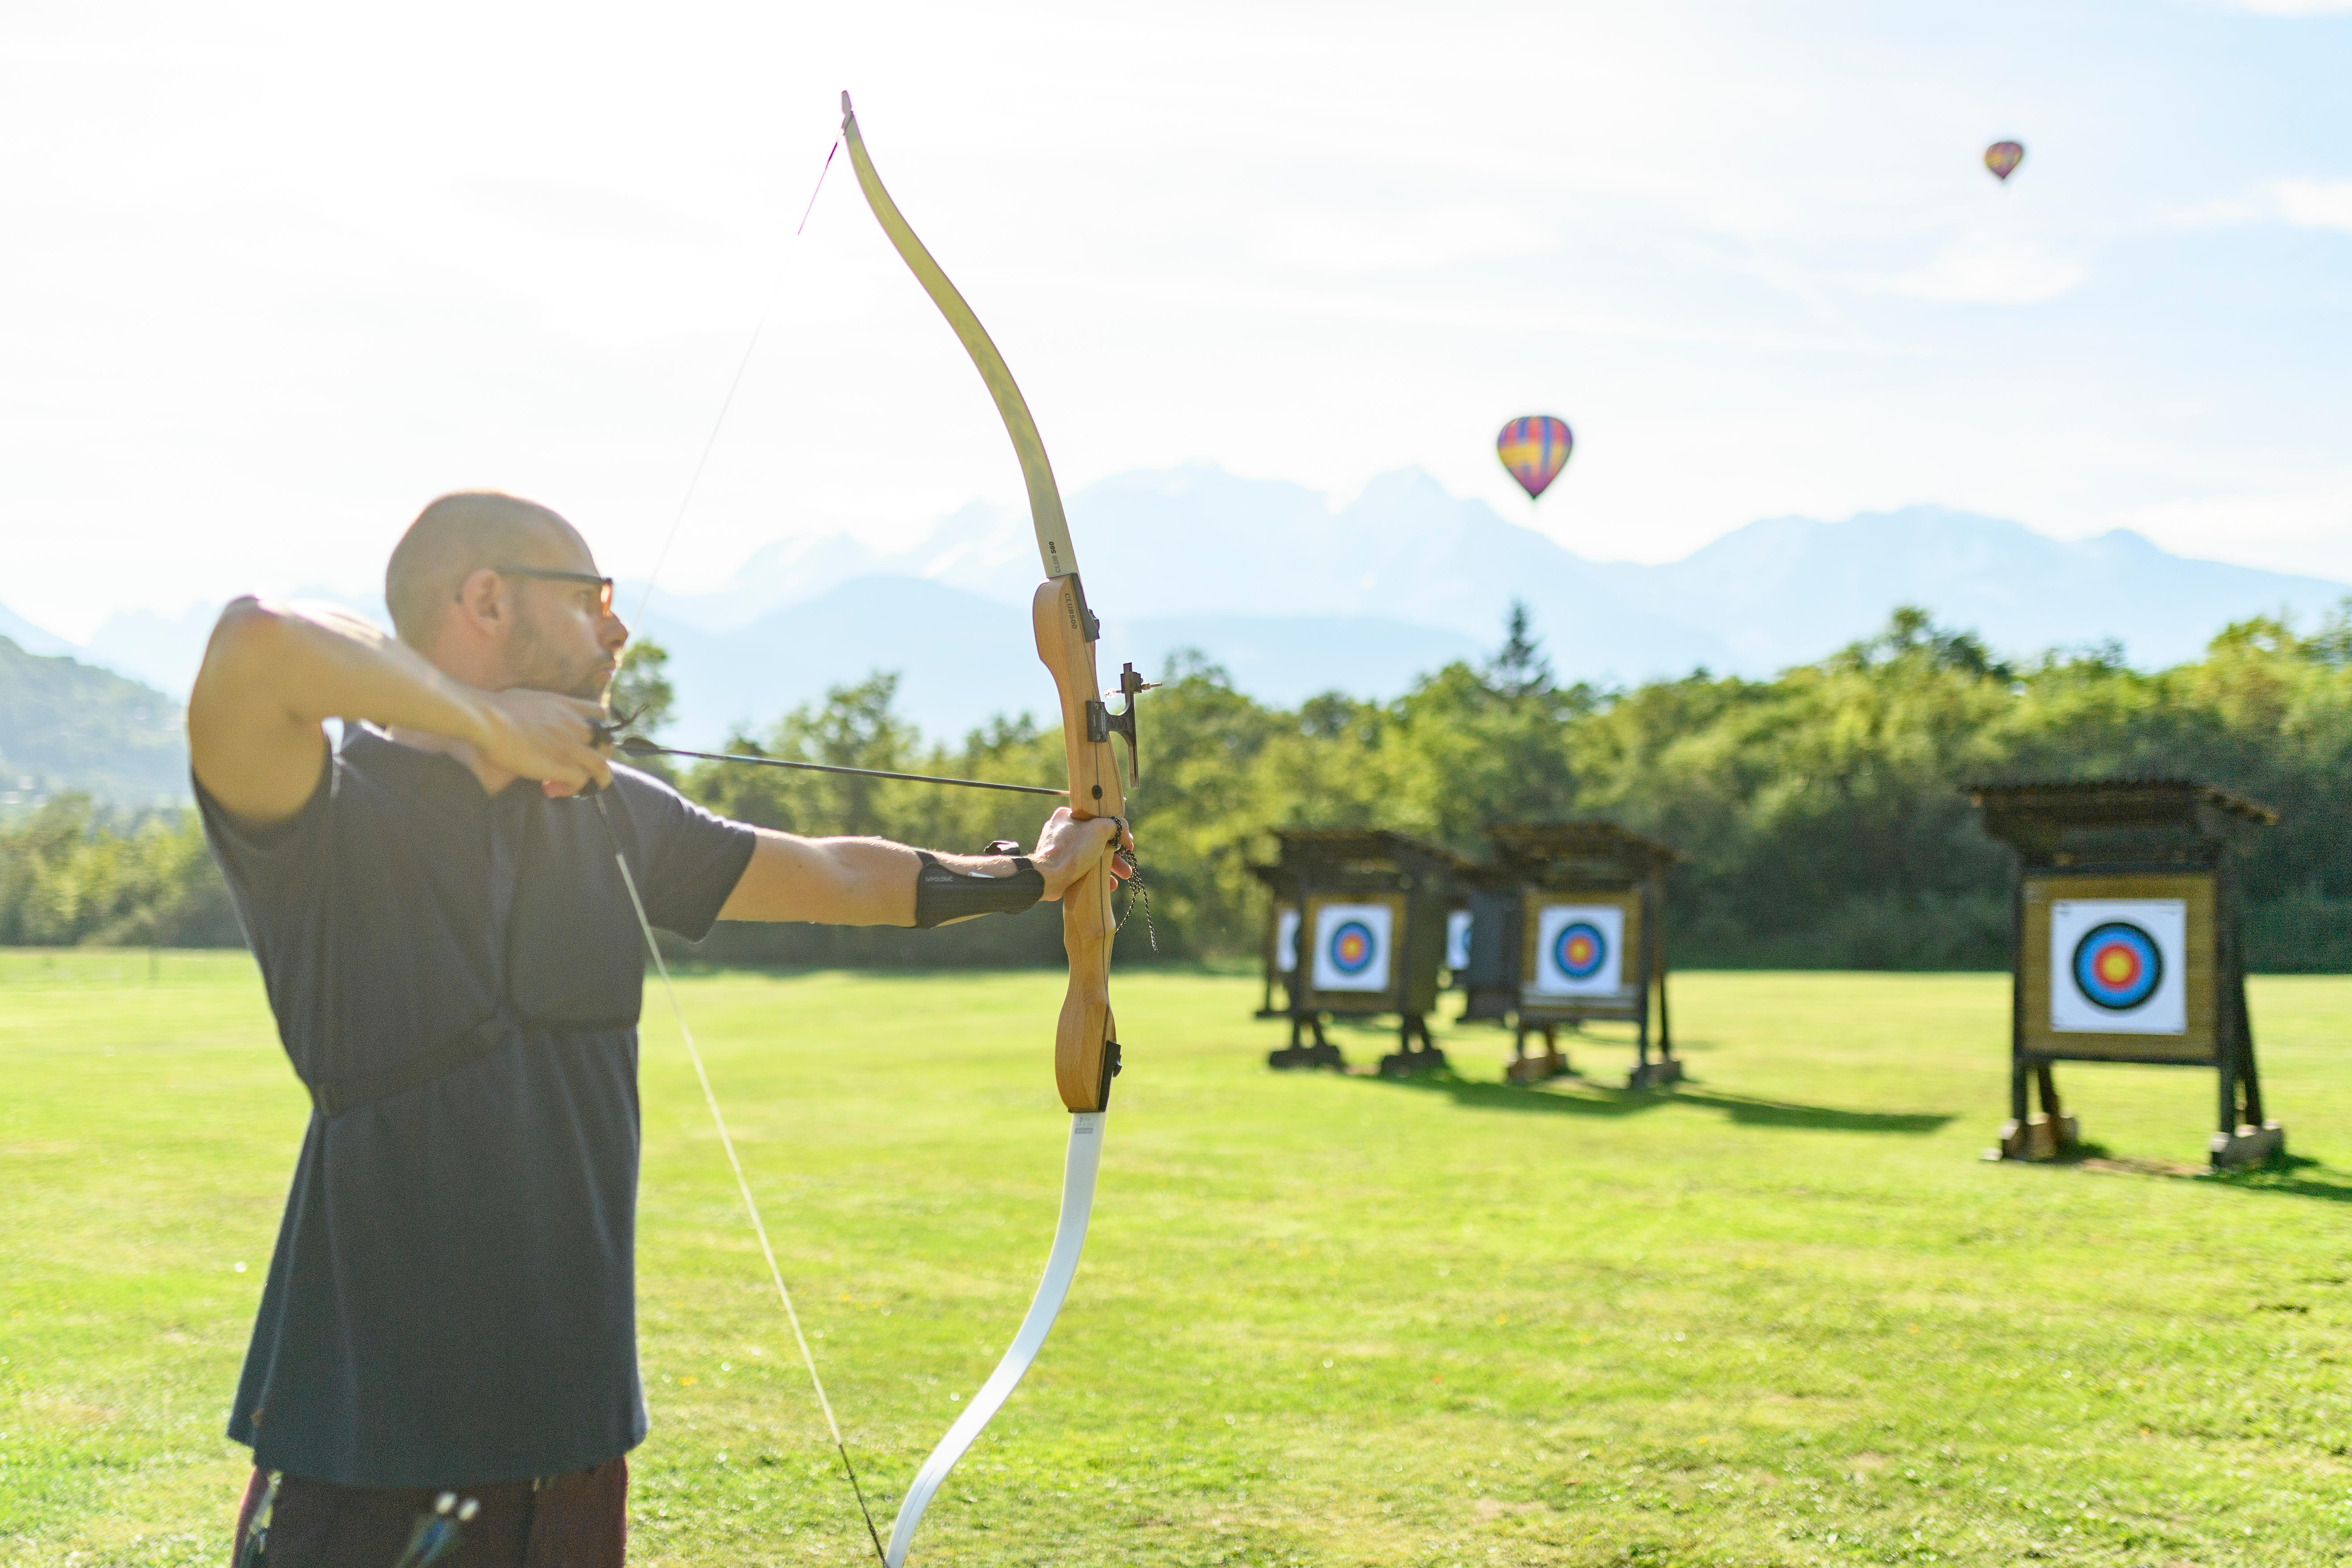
[
  {"xmin": 2071, "ymin": 921, "xmax": 2162, "ymax": 1011},
  {"xmin": 1552, "ymin": 921, "xmax": 1607, "ymax": 980},
  {"xmin": 1328, "ymin": 919, "xmax": 1377, "ymax": 975}
]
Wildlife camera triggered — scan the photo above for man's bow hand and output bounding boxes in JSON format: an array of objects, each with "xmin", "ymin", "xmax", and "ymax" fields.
[{"xmin": 1031, "ymin": 808, "xmax": 1136, "ymax": 902}]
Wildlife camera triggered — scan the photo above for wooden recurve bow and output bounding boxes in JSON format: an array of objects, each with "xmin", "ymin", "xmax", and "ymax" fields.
[{"xmin": 837, "ymin": 91, "xmax": 1141, "ymax": 1567}]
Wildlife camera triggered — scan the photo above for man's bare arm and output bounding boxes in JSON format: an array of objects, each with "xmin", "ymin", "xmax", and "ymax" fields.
[
  {"xmin": 187, "ymin": 597, "xmax": 613, "ymax": 827},
  {"xmin": 717, "ymin": 808, "xmax": 1130, "ymax": 926}
]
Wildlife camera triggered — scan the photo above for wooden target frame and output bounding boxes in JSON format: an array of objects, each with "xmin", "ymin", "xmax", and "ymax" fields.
[
  {"xmin": 1975, "ymin": 780, "xmax": 2277, "ymax": 1168},
  {"xmin": 2020, "ymin": 872, "xmax": 2219, "ymax": 1065},
  {"xmin": 1250, "ymin": 831, "xmax": 1468, "ymax": 1075},
  {"xmin": 1456, "ymin": 822, "xmax": 1680, "ymax": 1088},
  {"xmin": 1518, "ymin": 889, "xmax": 1646, "ymax": 1019},
  {"xmin": 1300, "ymin": 893, "xmax": 1412, "ymax": 1016}
]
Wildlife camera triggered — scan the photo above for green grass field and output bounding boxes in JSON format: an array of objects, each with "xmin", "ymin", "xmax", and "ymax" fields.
[{"xmin": 5, "ymin": 951, "xmax": 2351, "ymax": 1567}]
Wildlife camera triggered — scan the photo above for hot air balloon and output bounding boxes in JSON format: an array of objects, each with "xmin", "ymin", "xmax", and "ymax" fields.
[
  {"xmin": 1984, "ymin": 141, "xmax": 2025, "ymax": 182},
  {"xmin": 1497, "ymin": 415, "xmax": 1573, "ymax": 501}
]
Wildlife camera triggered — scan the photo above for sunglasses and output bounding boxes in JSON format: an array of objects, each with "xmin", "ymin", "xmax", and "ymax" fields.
[{"xmin": 481, "ymin": 566, "xmax": 616, "ymax": 616}]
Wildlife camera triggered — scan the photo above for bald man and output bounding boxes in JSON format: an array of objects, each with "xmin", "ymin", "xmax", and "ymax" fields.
[{"xmin": 191, "ymin": 492, "xmax": 1128, "ymax": 1566}]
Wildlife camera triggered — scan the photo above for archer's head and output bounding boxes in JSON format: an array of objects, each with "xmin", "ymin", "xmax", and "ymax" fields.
[{"xmin": 385, "ymin": 492, "xmax": 628, "ymax": 702}]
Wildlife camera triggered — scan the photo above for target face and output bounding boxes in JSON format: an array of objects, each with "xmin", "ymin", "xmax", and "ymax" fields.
[
  {"xmin": 1273, "ymin": 908, "xmax": 1300, "ymax": 974},
  {"xmin": 1553, "ymin": 922, "xmax": 1606, "ymax": 978},
  {"xmin": 1309, "ymin": 902, "xmax": 1393, "ymax": 993},
  {"xmin": 1445, "ymin": 910, "xmax": 1473, "ymax": 972},
  {"xmin": 1531, "ymin": 903, "xmax": 1625, "ymax": 996},
  {"xmin": 2049, "ymin": 898, "xmax": 2185, "ymax": 1034},
  {"xmin": 2072, "ymin": 922, "xmax": 2162, "ymax": 1010}
]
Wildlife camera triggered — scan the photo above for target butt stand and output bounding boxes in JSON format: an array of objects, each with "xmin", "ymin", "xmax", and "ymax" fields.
[
  {"xmin": 1973, "ymin": 780, "xmax": 2280, "ymax": 1168},
  {"xmin": 1455, "ymin": 823, "xmax": 1681, "ymax": 1089},
  {"xmin": 1251, "ymin": 830, "xmax": 1467, "ymax": 1075}
]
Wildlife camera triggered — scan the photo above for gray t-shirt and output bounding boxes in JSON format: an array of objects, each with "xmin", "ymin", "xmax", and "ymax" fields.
[{"xmin": 198, "ymin": 724, "xmax": 755, "ymax": 1487}]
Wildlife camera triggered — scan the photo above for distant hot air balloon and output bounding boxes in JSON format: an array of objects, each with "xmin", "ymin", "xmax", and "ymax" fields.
[
  {"xmin": 1496, "ymin": 415, "xmax": 1574, "ymax": 501},
  {"xmin": 1984, "ymin": 141, "xmax": 2025, "ymax": 182}
]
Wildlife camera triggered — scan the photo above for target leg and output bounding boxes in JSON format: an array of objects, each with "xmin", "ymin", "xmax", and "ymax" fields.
[
  {"xmin": 2233, "ymin": 979, "xmax": 2265, "ymax": 1127},
  {"xmin": 2218, "ymin": 1044, "xmax": 2240, "ymax": 1142}
]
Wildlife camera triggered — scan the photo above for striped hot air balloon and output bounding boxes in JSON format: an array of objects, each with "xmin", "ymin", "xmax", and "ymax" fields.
[
  {"xmin": 1496, "ymin": 415, "xmax": 1573, "ymax": 501},
  {"xmin": 1984, "ymin": 141, "xmax": 2025, "ymax": 181}
]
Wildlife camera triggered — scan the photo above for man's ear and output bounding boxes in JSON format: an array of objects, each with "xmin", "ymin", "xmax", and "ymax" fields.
[{"xmin": 451, "ymin": 567, "xmax": 512, "ymax": 633}]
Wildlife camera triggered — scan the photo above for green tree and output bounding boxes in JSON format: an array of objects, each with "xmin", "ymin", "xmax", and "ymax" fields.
[
  {"xmin": 0, "ymin": 797, "xmax": 239, "ymax": 947},
  {"xmin": 610, "ymin": 638, "xmax": 676, "ymax": 736},
  {"xmin": 21, "ymin": 600, "xmax": 2352, "ymax": 972}
]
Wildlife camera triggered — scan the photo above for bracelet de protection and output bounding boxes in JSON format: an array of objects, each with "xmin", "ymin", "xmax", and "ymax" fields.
[{"xmin": 912, "ymin": 846, "xmax": 1043, "ymax": 928}]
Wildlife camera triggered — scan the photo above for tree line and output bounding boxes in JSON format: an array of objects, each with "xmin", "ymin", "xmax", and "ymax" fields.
[{"xmin": 8, "ymin": 603, "xmax": 2349, "ymax": 970}]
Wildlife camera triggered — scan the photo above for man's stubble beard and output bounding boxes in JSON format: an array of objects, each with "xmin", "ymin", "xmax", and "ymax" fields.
[{"xmin": 504, "ymin": 600, "xmax": 612, "ymax": 703}]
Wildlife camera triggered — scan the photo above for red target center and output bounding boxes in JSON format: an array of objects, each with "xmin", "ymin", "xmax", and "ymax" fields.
[{"xmin": 2094, "ymin": 946, "xmax": 2141, "ymax": 986}]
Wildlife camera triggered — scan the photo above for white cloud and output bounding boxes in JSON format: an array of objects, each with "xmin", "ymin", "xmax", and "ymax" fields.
[
  {"xmin": 1262, "ymin": 205, "xmax": 1557, "ymax": 273},
  {"xmin": 2269, "ymin": 178, "xmax": 2352, "ymax": 233},
  {"xmin": 3, "ymin": 0, "xmax": 2349, "ymax": 633},
  {"xmin": 1858, "ymin": 233, "xmax": 2090, "ymax": 304},
  {"xmin": 2117, "ymin": 480, "xmax": 2352, "ymax": 583},
  {"xmin": 2200, "ymin": 0, "xmax": 2352, "ymax": 14},
  {"xmin": 2164, "ymin": 194, "xmax": 2269, "ymax": 227}
]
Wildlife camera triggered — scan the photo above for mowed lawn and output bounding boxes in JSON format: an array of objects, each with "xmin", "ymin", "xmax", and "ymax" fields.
[{"xmin": 5, "ymin": 952, "xmax": 2352, "ymax": 1567}]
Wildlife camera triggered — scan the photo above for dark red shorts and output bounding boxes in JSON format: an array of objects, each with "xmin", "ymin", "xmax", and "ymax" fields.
[{"xmin": 232, "ymin": 1458, "xmax": 626, "ymax": 1567}]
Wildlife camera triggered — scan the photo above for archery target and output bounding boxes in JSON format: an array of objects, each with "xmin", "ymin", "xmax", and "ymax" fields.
[
  {"xmin": 1445, "ymin": 910, "xmax": 1473, "ymax": 972},
  {"xmin": 1273, "ymin": 908, "xmax": 1300, "ymax": 974},
  {"xmin": 1311, "ymin": 902, "xmax": 1393, "ymax": 993},
  {"xmin": 2050, "ymin": 899, "xmax": 2185, "ymax": 1034},
  {"xmin": 1531, "ymin": 903, "xmax": 1624, "ymax": 996}
]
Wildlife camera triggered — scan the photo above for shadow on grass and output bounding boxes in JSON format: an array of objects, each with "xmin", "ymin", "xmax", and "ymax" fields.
[
  {"xmin": 1434, "ymin": 1019, "xmax": 1728, "ymax": 1055},
  {"xmin": 2074, "ymin": 1151, "xmax": 2352, "ymax": 1204},
  {"xmin": 1359, "ymin": 1073, "xmax": 1953, "ymax": 1134},
  {"xmin": 2212, "ymin": 1158, "xmax": 2352, "ymax": 1204},
  {"xmin": 1678, "ymin": 1090, "xmax": 1953, "ymax": 1135}
]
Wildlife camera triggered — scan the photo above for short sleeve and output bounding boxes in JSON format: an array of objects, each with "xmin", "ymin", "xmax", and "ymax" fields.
[
  {"xmin": 605, "ymin": 765, "xmax": 757, "ymax": 942},
  {"xmin": 192, "ymin": 750, "xmax": 335, "ymax": 933}
]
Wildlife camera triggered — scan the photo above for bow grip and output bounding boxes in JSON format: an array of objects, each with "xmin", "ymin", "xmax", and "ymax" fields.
[{"xmin": 1034, "ymin": 576, "xmax": 1124, "ymax": 1113}]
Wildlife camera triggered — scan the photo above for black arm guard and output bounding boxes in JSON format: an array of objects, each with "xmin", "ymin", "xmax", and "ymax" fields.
[{"xmin": 911, "ymin": 848, "xmax": 1044, "ymax": 928}]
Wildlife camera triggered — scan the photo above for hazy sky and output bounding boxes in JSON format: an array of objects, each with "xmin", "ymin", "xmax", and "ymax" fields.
[{"xmin": 4, "ymin": 0, "xmax": 2349, "ymax": 640}]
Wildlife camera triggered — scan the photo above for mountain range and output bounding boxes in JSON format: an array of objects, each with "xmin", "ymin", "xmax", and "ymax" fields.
[
  {"xmin": 6, "ymin": 464, "xmax": 2345, "ymax": 757},
  {"xmin": 0, "ymin": 637, "xmax": 190, "ymax": 810}
]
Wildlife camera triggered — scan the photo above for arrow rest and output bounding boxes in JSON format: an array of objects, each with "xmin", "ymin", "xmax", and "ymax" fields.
[{"xmin": 1085, "ymin": 662, "xmax": 1153, "ymax": 788}]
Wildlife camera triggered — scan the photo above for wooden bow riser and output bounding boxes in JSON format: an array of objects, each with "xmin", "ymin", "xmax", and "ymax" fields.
[{"xmin": 1032, "ymin": 576, "xmax": 1124, "ymax": 1113}]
